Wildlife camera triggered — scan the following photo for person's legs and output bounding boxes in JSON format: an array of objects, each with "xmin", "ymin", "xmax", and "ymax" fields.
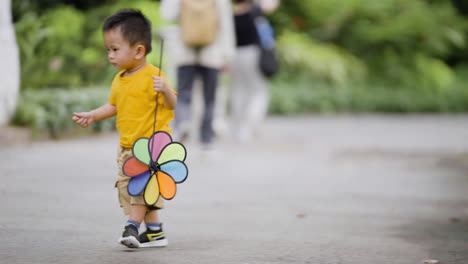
[
  {"xmin": 116, "ymin": 147, "xmax": 143, "ymax": 248},
  {"xmin": 144, "ymin": 209, "xmax": 160, "ymax": 223},
  {"xmin": 245, "ymin": 46, "xmax": 269, "ymax": 134},
  {"xmin": 174, "ymin": 65, "xmax": 198, "ymax": 142},
  {"xmin": 230, "ymin": 46, "xmax": 258, "ymax": 142},
  {"xmin": 119, "ymin": 204, "xmax": 147, "ymax": 248},
  {"xmin": 138, "ymin": 209, "xmax": 168, "ymax": 247},
  {"xmin": 116, "ymin": 146, "xmax": 167, "ymax": 248},
  {"xmin": 128, "ymin": 204, "xmax": 148, "ymax": 223},
  {"xmin": 199, "ymin": 66, "xmax": 219, "ymax": 146}
]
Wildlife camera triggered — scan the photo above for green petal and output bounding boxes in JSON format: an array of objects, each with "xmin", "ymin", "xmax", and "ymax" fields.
[
  {"xmin": 157, "ymin": 143, "xmax": 187, "ymax": 164},
  {"xmin": 132, "ymin": 137, "xmax": 150, "ymax": 165}
]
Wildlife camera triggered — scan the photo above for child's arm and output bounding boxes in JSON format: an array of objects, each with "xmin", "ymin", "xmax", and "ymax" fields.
[
  {"xmin": 153, "ymin": 75, "xmax": 177, "ymax": 110},
  {"xmin": 72, "ymin": 103, "xmax": 116, "ymax": 128}
]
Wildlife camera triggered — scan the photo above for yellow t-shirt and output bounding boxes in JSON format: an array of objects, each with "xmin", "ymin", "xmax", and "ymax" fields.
[{"xmin": 109, "ymin": 64, "xmax": 176, "ymax": 148}]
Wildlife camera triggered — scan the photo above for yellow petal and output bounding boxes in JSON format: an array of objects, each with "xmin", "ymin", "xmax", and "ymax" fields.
[{"xmin": 144, "ymin": 174, "xmax": 160, "ymax": 205}]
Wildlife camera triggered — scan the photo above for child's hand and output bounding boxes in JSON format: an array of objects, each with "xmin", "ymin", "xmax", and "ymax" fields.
[
  {"xmin": 152, "ymin": 76, "xmax": 169, "ymax": 94},
  {"xmin": 72, "ymin": 111, "xmax": 95, "ymax": 128}
]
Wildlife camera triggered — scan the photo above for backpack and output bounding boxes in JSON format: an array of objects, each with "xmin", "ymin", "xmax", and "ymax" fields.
[
  {"xmin": 251, "ymin": 4, "xmax": 279, "ymax": 78},
  {"xmin": 180, "ymin": 0, "xmax": 219, "ymax": 47}
]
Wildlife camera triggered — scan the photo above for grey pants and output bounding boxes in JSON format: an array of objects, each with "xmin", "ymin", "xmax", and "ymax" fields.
[
  {"xmin": 230, "ymin": 45, "xmax": 269, "ymax": 142},
  {"xmin": 175, "ymin": 65, "xmax": 219, "ymax": 144}
]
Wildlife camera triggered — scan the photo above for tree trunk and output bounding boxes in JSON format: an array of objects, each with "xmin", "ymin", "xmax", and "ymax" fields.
[{"xmin": 0, "ymin": 0, "xmax": 20, "ymax": 125}]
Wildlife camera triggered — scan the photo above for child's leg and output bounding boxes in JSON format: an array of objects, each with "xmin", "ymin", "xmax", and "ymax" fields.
[
  {"xmin": 116, "ymin": 147, "xmax": 166, "ymax": 248},
  {"xmin": 144, "ymin": 209, "xmax": 160, "ymax": 223},
  {"xmin": 139, "ymin": 209, "xmax": 168, "ymax": 247},
  {"xmin": 128, "ymin": 204, "xmax": 148, "ymax": 223},
  {"xmin": 119, "ymin": 204, "xmax": 147, "ymax": 248}
]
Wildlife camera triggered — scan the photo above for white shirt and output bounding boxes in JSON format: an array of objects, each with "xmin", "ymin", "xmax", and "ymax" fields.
[{"xmin": 160, "ymin": 0, "xmax": 236, "ymax": 69}]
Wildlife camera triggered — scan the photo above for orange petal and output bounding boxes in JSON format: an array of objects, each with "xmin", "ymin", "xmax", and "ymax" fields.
[
  {"xmin": 123, "ymin": 157, "xmax": 149, "ymax": 177},
  {"xmin": 157, "ymin": 171, "xmax": 176, "ymax": 200}
]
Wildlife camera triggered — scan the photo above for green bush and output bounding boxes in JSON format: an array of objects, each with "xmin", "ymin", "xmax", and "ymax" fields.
[
  {"xmin": 269, "ymin": 68, "xmax": 468, "ymax": 114},
  {"xmin": 277, "ymin": 31, "xmax": 367, "ymax": 85},
  {"xmin": 14, "ymin": 0, "xmax": 164, "ymax": 90},
  {"xmin": 271, "ymin": 1, "xmax": 466, "ymax": 90},
  {"xmin": 12, "ymin": 88, "xmax": 115, "ymax": 138}
]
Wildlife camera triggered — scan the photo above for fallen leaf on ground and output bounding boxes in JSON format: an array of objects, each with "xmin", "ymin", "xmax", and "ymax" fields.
[{"xmin": 296, "ymin": 213, "xmax": 306, "ymax": 219}]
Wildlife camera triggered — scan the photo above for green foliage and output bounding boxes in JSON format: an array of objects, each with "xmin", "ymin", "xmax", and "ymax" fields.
[
  {"xmin": 269, "ymin": 68, "xmax": 468, "ymax": 114},
  {"xmin": 272, "ymin": 0, "xmax": 467, "ymax": 85},
  {"xmin": 277, "ymin": 31, "xmax": 366, "ymax": 85},
  {"xmin": 12, "ymin": 88, "xmax": 115, "ymax": 138},
  {"xmin": 14, "ymin": 0, "xmax": 162, "ymax": 90},
  {"xmin": 413, "ymin": 54, "xmax": 455, "ymax": 91},
  {"xmin": 267, "ymin": 0, "xmax": 468, "ymax": 113}
]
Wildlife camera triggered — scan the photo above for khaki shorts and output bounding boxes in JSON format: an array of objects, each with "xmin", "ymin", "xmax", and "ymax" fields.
[{"xmin": 115, "ymin": 146, "xmax": 164, "ymax": 215}]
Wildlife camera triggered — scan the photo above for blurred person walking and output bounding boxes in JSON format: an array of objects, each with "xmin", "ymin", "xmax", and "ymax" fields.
[
  {"xmin": 231, "ymin": 0, "xmax": 279, "ymax": 142},
  {"xmin": 160, "ymin": 0, "xmax": 235, "ymax": 150}
]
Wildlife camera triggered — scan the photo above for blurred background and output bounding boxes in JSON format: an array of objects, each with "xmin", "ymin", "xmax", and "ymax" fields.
[
  {"xmin": 2, "ymin": 0, "xmax": 468, "ymax": 139},
  {"xmin": 1, "ymin": 2, "xmax": 468, "ymax": 263}
]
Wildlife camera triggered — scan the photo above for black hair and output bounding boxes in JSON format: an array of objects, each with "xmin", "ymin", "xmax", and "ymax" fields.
[{"xmin": 102, "ymin": 9, "xmax": 152, "ymax": 54}]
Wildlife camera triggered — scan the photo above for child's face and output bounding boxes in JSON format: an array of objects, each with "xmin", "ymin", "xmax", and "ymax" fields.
[{"xmin": 104, "ymin": 28, "xmax": 137, "ymax": 70}]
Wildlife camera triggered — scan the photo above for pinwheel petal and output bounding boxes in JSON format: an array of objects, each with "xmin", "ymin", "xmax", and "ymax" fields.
[
  {"xmin": 128, "ymin": 171, "xmax": 151, "ymax": 196},
  {"xmin": 149, "ymin": 131, "xmax": 172, "ymax": 162},
  {"xmin": 158, "ymin": 143, "xmax": 187, "ymax": 164},
  {"xmin": 123, "ymin": 157, "xmax": 149, "ymax": 177},
  {"xmin": 160, "ymin": 160, "xmax": 188, "ymax": 183},
  {"xmin": 133, "ymin": 137, "xmax": 151, "ymax": 165},
  {"xmin": 158, "ymin": 171, "xmax": 176, "ymax": 200},
  {"xmin": 144, "ymin": 174, "xmax": 160, "ymax": 205}
]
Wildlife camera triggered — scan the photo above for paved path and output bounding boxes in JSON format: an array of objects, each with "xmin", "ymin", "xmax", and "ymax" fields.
[{"xmin": 1, "ymin": 115, "xmax": 467, "ymax": 264}]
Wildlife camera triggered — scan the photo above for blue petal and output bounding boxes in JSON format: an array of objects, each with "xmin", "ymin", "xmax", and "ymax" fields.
[
  {"xmin": 128, "ymin": 171, "xmax": 151, "ymax": 196},
  {"xmin": 160, "ymin": 160, "xmax": 188, "ymax": 183}
]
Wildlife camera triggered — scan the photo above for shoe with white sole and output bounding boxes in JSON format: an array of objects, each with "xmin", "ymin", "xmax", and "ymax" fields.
[
  {"xmin": 138, "ymin": 226, "xmax": 168, "ymax": 248},
  {"xmin": 119, "ymin": 224, "xmax": 140, "ymax": 248}
]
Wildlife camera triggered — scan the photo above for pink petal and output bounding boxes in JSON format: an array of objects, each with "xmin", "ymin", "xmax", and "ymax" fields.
[{"xmin": 149, "ymin": 131, "xmax": 172, "ymax": 162}]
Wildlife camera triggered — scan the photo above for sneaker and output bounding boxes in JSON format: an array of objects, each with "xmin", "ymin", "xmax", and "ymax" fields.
[
  {"xmin": 118, "ymin": 224, "xmax": 140, "ymax": 248},
  {"xmin": 139, "ymin": 226, "xmax": 168, "ymax": 248}
]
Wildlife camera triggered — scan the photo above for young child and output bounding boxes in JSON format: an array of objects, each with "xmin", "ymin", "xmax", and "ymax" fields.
[{"xmin": 72, "ymin": 9, "xmax": 177, "ymax": 248}]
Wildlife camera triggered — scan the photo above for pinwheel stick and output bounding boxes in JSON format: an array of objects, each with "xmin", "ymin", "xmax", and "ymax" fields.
[{"xmin": 150, "ymin": 38, "xmax": 165, "ymax": 159}]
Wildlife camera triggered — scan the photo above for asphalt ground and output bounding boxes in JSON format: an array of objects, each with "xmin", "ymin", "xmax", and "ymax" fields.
[{"xmin": 1, "ymin": 115, "xmax": 467, "ymax": 264}]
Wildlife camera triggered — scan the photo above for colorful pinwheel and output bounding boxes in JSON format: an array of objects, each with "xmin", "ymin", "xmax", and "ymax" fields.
[{"xmin": 122, "ymin": 131, "xmax": 188, "ymax": 206}]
